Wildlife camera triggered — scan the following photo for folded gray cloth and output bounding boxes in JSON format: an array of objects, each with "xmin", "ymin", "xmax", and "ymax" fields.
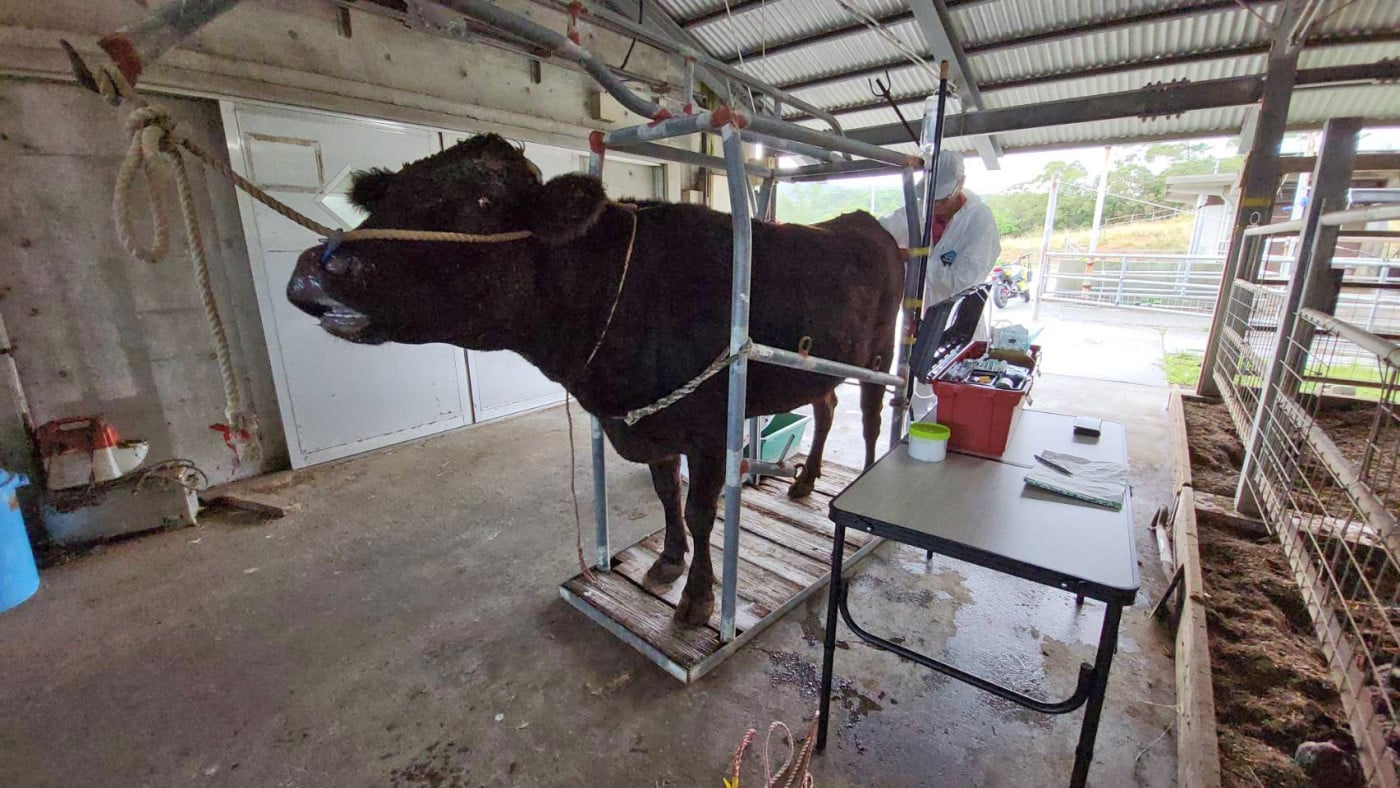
[{"xmin": 1024, "ymin": 450, "xmax": 1128, "ymax": 510}]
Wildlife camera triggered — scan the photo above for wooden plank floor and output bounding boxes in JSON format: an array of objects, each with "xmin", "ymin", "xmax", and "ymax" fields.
[{"xmin": 560, "ymin": 459, "xmax": 878, "ymax": 683}]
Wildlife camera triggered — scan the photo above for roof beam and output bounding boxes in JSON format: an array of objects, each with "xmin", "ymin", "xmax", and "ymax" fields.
[
  {"xmin": 846, "ymin": 61, "xmax": 1400, "ymax": 147},
  {"xmin": 963, "ymin": 0, "xmax": 1279, "ymax": 55},
  {"xmin": 778, "ymin": 30, "xmax": 1397, "ymax": 121},
  {"xmin": 779, "ymin": 31, "xmax": 1399, "ymax": 124},
  {"xmin": 720, "ymin": 10, "xmax": 915, "ymax": 65}
]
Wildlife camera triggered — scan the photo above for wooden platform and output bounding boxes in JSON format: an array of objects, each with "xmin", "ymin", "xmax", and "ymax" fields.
[{"xmin": 560, "ymin": 459, "xmax": 879, "ymax": 683}]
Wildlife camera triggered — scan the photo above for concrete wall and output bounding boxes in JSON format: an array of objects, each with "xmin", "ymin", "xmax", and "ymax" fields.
[
  {"xmin": 0, "ymin": 81, "xmax": 286, "ymax": 485},
  {"xmin": 0, "ymin": 0, "xmax": 696, "ymax": 509}
]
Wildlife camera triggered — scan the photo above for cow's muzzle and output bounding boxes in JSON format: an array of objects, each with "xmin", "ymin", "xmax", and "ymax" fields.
[{"xmin": 288, "ymin": 246, "xmax": 385, "ymax": 344}]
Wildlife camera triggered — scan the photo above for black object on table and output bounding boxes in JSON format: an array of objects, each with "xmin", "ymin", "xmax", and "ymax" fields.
[{"xmin": 816, "ymin": 411, "xmax": 1138, "ymax": 788}]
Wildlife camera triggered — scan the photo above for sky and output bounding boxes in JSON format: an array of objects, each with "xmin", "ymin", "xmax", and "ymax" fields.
[{"xmin": 799, "ymin": 127, "xmax": 1400, "ymax": 197}]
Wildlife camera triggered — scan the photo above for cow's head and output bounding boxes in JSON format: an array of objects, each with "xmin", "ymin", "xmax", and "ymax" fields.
[{"xmin": 288, "ymin": 134, "xmax": 608, "ymax": 347}]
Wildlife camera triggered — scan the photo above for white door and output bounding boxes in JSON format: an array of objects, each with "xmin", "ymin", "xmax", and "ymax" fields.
[{"xmin": 223, "ymin": 103, "xmax": 473, "ymax": 467}]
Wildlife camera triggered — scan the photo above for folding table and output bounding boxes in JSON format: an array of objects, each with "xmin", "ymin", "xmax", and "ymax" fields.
[{"xmin": 817, "ymin": 411, "xmax": 1138, "ymax": 788}]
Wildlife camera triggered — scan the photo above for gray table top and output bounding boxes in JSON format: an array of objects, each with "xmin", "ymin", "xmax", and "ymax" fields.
[
  {"xmin": 832, "ymin": 413, "xmax": 1139, "ymax": 603},
  {"xmin": 973, "ymin": 409, "xmax": 1129, "ymax": 468}
]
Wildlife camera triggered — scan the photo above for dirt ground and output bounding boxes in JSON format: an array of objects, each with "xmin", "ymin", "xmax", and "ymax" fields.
[
  {"xmin": 1184, "ymin": 397, "xmax": 1397, "ymax": 517},
  {"xmin": 1197, "ymin": 512, "xmax": 1359, "ymax": 787},
  {"xmin": 1183, "ymin": 399, "xmax": 1246, "ymax": 498},
  {"xmin": 1183, "ymin": 399, "xmax": 1363, "ymax": 787}
]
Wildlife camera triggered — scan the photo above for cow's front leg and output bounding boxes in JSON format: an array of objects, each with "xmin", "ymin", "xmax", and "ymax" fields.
[
  {"xmin": 790, "ymin": 389, "xmax": 837, "ymax": 498},
  {"xmin": 643, "ymin": 456, "xmax": 687, "ymax": 586},
  {"xmin": 675, "ymin": 450, "xmax": 724, "ymax": 627}
]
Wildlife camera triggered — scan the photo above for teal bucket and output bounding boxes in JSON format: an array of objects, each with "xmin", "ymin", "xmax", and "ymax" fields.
[{"xmin": 0, "ymin": 470, "xmax": 36, "ymax": 612}]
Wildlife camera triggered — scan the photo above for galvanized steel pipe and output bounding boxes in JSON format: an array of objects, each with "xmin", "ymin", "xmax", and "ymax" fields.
[
  {"xmin": 562, "ymin": 0, "xmax": 844, "ymax": 133},
  {"xmin": 748, "ymin": 343, "xmax": 905, "ymax": 388},
  {"xmin": 435, "ymin": 0, "xmax": 664, "ymax": 119},
  {"xmin": 719, "ymin": 125, "xmax": 753, "ymax": 644},
  {"xmin": 742, "ymin": 114, "xmax": 917, "ymax": 169}
]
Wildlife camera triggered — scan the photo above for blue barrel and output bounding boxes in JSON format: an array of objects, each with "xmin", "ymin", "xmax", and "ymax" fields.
[{"xmin": 0, "ymin": 470, "xmax": 37, "ymax": 612}]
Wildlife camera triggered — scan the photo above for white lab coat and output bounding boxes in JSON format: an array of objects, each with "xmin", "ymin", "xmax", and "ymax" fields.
[{"xmin": 878, "ymin": 189, "xmax": 1002, "ymax": 306}]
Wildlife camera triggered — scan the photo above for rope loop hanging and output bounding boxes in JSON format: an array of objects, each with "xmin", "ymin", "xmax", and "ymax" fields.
[{"xmin": 110, "ymin": 82, "xmax": 261, "ymax": 465}]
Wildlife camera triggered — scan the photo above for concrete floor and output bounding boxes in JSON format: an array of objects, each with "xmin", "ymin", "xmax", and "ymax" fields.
[{"xmin": 0, "ymin": 303, "xmax": 1201, "ymax": 787}]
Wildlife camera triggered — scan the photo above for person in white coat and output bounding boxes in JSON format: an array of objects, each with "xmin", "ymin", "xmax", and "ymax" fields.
[{"xmin": 878, "ymin": 149, "xmax": 1002, "ymax": 307}]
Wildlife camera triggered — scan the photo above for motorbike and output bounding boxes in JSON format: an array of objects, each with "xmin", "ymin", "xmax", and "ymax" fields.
[{"xmin": 989, "ymin": 254, "xmax": 1032, "ymax": 309}]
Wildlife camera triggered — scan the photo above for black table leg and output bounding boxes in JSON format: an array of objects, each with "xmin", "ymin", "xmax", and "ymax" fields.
[
  {"xmin": 816, "ymin": 520, "xmax": 847, "ymax": 753},
  {"xmin": 1070, "ymin": 603, "xmax": 1123, "ymax": 788}
]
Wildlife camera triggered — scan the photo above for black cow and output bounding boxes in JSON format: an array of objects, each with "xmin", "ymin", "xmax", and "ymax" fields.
[{"xmin": 288, "ymin": 135, "xmax": 903, "ymax": 626}]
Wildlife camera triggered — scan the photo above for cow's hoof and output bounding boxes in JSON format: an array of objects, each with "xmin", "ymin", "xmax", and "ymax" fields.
[
  {"xmin": 643, "ymin": 556, "xmax": 686, "ymax": 587},
  {"xmin": 788, "ymin": 471, "xmax": 818, "ymax": 499},
  {"xmin": 675, "ymin": 589, "xmax": 714, "ymax": 627}
]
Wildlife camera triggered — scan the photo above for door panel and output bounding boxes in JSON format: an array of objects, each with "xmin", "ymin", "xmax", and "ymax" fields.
[{"xmin": 224, "ymin": 104, "xmax": 471, "ymax": 466}]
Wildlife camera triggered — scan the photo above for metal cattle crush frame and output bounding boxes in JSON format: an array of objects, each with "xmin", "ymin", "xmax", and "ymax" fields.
[
  {"xmin": 66, "ymin": 0, "xmax": 946, "ymax": 679},
  {"xmin": 453, "ymin": 0, "xmax": 939, "ymax": 679}
]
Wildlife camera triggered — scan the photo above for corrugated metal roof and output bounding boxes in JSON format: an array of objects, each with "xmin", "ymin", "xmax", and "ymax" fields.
[
  {"xmin": 1291, "ymin": 85, "xmax": 1400, "ymax": 123},
  {"xmin": 726, "ymin": 19, "xmax": 927, "ymax": 86},
  {"xmin": 681, "ymin": 0, "xmax": 909, "ymax": 61},
  {"xmin": 655, "ymin": 0, "xmax": 1399, "ymax": 156},
  {"xmin": 949, "ymin": 0, "xmax": 1270, "ymax": 49},
  {"xmin": 1313, "ymin": 0, "xmax": 1400, "ymax": 35},
  {"xmin": 967, "ymin": 7, "xmax": 1273, "ymax": 84}
]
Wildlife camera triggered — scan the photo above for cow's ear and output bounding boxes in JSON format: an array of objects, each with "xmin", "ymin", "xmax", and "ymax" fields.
[
  {"xmin": 527, "ymin": 174, "xmax": 607, "ymax": 244},
  {"xmin": 349, "ymin": 168, "xmax": 395, "ymax": 212}
]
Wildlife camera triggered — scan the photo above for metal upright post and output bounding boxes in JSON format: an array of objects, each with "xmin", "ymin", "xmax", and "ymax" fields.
[
  {"xmin": 890, "ymin": 166, "xmax": 925, "ymax": 449},
  {"xmin": 1198, "ymin": 0, "xmax": 1305, "ymax": 397},
  {"xmin": 590, "ymin": 417, "xmax": 610, "ymax": 570},
  {"xmin": 1031, "ymin": 175, "xmax": 1059, "ymax": 320},
  {"xmin": 746, "ymin": 417, "xmax": 761, "ymax": 485},
  {"xmin": 587, "ymin": 149, "xmax": 610, "ymax": 571},
  {"xmin": 719, "ymin": 124, "xmax": 753, "ymax": 643},
  {"xmin": 891, "ymin": 61, "xmax": 949, "ymax": 448},
  {"xmin": 1235, "ymin": 118, "xmax": 1360, "ymax": 517}
]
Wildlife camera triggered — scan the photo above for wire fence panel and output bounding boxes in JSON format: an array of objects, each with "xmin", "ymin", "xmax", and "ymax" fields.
[
  {"xmin": 1216, "ymin": 300, "xmax": 1400, "ymax": 786},
  {"xmin": 1214, "ymin": 279, "xmax": 1286, "ymax": 439}
]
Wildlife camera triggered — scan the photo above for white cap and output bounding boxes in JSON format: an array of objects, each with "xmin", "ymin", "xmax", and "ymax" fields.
[{"xmin": 929, "ymin": 149, "xmax": 965, "ymax": 200}]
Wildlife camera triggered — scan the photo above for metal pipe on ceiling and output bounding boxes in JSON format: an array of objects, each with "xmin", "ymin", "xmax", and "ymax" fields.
[
  {"xmin": 552, "ymin": 0, "xmax": 844, "ymax": 133},
  {"xmin": 62, "ymin": 0, "xmax": 245, "ymax": 98},
  {"xmin": 431, "ymin": 0, "xmax": 665, "ymax": 119}
]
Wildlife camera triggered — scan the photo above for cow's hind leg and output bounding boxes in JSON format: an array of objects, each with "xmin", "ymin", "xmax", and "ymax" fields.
[
  {"xmin": 676, "ymin": 450, "xmax": 724, "ymax": 627},
  {"xmin": 643, "ymin": 456, "xmax": 687, "ymax": 586},
  {"xmin": 860, "ymin": 380, "xmax": 885, "ymax": 468},
  {"xmin": 789, "ymin": 388, "xmax": 837, "ymax": 499}
]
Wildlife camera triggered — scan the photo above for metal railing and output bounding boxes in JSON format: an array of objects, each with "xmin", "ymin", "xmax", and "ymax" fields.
[
  {"xmin": 1039, "ymin": 251, "xmax": 1400, "ymax": 318},
  {"xmin": 1210, "ymin": 119, "xmax": 1400, "ymax": 787},
  {"xmin": 1038, "ymin": 252, "xmax": 1228, "ymax": 314}
]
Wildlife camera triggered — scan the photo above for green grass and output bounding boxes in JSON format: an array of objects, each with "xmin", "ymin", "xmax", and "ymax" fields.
[
  {"xmin": 1302, "ymin": 358, "xmax": 1388, "ymax": 402},
  {"xmin": 1163, "ymin": 351, "xmax": 1203, "ymax": 387},
  {"xmin": 1001, "ymin": 215, "xmax": 1196, "ymax": 263}
]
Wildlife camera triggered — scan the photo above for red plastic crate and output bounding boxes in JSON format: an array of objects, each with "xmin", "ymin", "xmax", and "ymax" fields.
[{"xmin": 930, "ymin": 341, "xmax": 1040, "ymax": 457}]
